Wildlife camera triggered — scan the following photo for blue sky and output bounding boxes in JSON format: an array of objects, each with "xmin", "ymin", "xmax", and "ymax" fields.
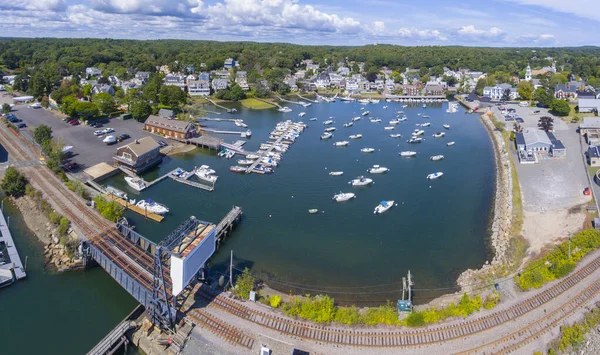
[{"xmin": 0, "ymin": 0, "xmax": 597, "ymax": 46}]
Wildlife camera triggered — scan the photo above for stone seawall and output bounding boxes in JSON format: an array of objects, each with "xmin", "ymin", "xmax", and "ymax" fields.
[{"xmin": 456, "ymin": 112, "xmax": 514, "ymax": 292}]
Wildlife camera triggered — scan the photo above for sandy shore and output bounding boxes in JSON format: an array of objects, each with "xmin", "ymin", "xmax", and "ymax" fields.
[{"xmin": 522, "ymin": 207, "xmax": 587, "ymax": 255}]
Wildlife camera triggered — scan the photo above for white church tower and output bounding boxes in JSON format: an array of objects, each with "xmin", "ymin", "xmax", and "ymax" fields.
[
  {"xmin": 551, "ymin": 61, "xmax": 556, "ymax": 73},
  {"xmin": 525, "ymin": 64, "xmax": 532, "ymax": 81}
]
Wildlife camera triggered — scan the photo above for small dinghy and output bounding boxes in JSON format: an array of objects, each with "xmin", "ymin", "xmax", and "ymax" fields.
[
  {"xmin": 447, "ymin": 141, "xmax": 455, "ymax": 146},
  {"xmin": 384, "ymin": 126, "xmax": 395, "ymax": 130},
  {"xmin": 400, "ymin": 151, "xmax": 417, "ymax": 157},
  {"xmin": 308, "ymin": 209, "xmax": 319, "ymax": 214},
  {"xmin": 325, "ymin": 127, "xmax": 336, "ymax": 132},
  {"xmin": 321, "ymin": 132, "xmax": 333, "ymax": 139},
  {"xmin": 443, "ymin": 124, "xmax": 450, "ymax": 129},
  {"xmin": 421, "ymin": 122, "xmax": 431, "ymax": 127},
  {"xmin": 432, "ymin": 132, "xmax": 445, "ymax": 138},
  {"xmin": 309, "ymin": 117, "xmax": 318, "ymax": 121},
  {"xmin": 370, "ymin": 118, "xmax": 381, "ymax": 123},
  {"xmin": 427, "ymin": 172, "xmax": 444, "ymax": 180},
  {"xmin": 430, "ymin": 155, "xmax": 444, "ymax": 161},
  {"xmin": 407, "ymin": 137, "xmax": 423, "ymax": 144},
  {"xmin": 329, "ymin": 171, "xmax": 344, "ymax": 176},
  {"xmin": 390, "ymin": 133, "xmax": 402, "ymax": 138},
  {"xmin": 334, "ymin": 141, "xmax": 350, "ymax": 147},
  {"xmin": 343, "ymin": 122, "xmax": 354, "ymax": 128},
  {"xmin": 349, "ymin": 134, "xmax": 363, "ymax": 139},
  {"xmin": 361, "ymin": 147, "xmax": 375, "ymax": 153}
]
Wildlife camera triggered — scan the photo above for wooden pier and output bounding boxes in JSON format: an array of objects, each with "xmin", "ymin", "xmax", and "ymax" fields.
[
  {"xmin": 202, "ymin": 97, "xmax": 236, "ymax": 113},
  {"xmin": 182, "ymin": 135, "xmax": 223, "ymax": 150},
  {"xmin": 254, "ymin": 97, "xmax": 282, "ymax": 109},
  {"xmin": 197, "ymin": 117, "xmax": 238, "ymax": 123},
  {"xmin": 295, "ymin": 93, "xmax": 318, "ymax": 103},
  {"xmin": 104, "ymin": 194, "xmax": 164, "ymax": 222},
  {"xmin": 275, "ymin": 95, "xmax": 305, "ymax": 106},
  {"xmin": 215, "ymin": 206, "xmax": 243, "ymax": 246},
  {"xmin": 88, "ymin": 304, "xmax": 144, "ymax": 355},
  {"xmin": 201, "ymin": 127, "xmax": 249, "ymax": 136},
  {"xmin": 245, "ymin": 136, "xmax": 283, "ymax": 174}
]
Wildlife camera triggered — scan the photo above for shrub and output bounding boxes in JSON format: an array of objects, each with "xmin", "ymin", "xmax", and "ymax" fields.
[
  {"xmin": 333, "ymin": 306, "xmax": 362, "ymax": 325},
  {"xmin": 48, "ymin": 211, "xmax": 62, "ymax": 224},
  {"xmin": 362, "ymin": 302, "xmax": 400, "ymax": 325},
  {"xmin": 558, "ymin": 323, "xmax": 586, "ymax": 351},
  {"xmin": 57, "ymin": 217, "xmax": 70, "ymax": 236},
  {"xmin": 282, "ymin": 295, "xmax": 336, "ymax": 324},
  {"xmin": 25, "ymin": 183, "xmax": 35, "ymax": 197},
  {"xmin": 483, "ymin": 292, "xmax": 500, "ymax": 310},
  {"xmin": 406, "ymin": 311, "xmax": 425, "ymax": 326},
  {"xmin": 269, "ymin": 295, "xmax": 281, "ymax": 308},
  {"xmin": 93, "ymin": 196, "xmax": 124, "ymax": 222},
  {"xmin": 1, "ymin": 166, "xmax": 28, "ymax": 197},
  {"xmin": 233, "ymin": 267, "xmax": 255, "ymax": 299}
]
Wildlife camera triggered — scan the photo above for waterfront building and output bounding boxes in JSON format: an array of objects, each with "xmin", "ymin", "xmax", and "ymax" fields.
[
  {"xmin": 188, "ymin": 80, "xmax": 211, "ymax": 96},
  {"xmin": 144, "ymin": 115, "xmax": 196, "ymax": 140},
  {"xmin": 113, "ymin": 136, "xmax": 162, "ymax": 173}
]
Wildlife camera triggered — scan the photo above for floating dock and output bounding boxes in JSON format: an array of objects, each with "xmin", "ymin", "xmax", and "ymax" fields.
[
  {"xmin": 201, "ymin": 127, "xmax": 250, "ymax": 136},
  {"xmin": 221, "ymin": 142, "xmax": 252, "ymax": 156},
  {"xmin": 169, "ymin": 168, "xmax": 215, "ymax": 192},
  {"xmin": 275, "ymin": 95, "xmax": 304, "ymax": 106},
  {"xmin": 104, "ymin": 194, "xmax": 164, "ymax": 222},
  {"xmin": 0, "ymin": 207, "xmax": 26, "ymax": 284}
]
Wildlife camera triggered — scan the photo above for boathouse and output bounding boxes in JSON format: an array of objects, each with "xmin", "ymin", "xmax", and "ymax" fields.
[
  {"xmin": 113, "ymin": 136, "xmax": 162, "ymax": 173},
  {"xmin": 144, "ymin": 115, "xmax": 196, "ymax": 140}
]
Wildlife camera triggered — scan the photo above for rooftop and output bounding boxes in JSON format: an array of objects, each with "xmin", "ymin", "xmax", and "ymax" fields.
[
  {"xmin": 145, "ymin": 115, "xmax": 195, "ymax": 134},
  {"xmin": 522, "ymin": 128, "xmax": 551, "ymax": 146},
  {"xmin": 118, "ymin": 136, "xmax": 160, "ymax": 157},
  {"xmin": 581, "ymin": 117, "xmax": 600, "ymax": 129}
]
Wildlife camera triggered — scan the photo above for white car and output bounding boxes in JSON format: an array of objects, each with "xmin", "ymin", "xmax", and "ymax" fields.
[
  {"xmin": 103, "ymin": 128, "xmax": 114, "ymax": 134},
  {"xmin": 94, "ymin": 130, "xmax": 105, "ymax": 136}
]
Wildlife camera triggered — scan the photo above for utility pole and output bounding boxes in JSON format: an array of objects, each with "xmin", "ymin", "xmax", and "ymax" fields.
[
  {"xmin": 402, "ymin": 277, "xmax": 407, "ymax": 301},
  {"xmin": 407, "ymin": 270, "xmax": 413, "ymax": 302}
]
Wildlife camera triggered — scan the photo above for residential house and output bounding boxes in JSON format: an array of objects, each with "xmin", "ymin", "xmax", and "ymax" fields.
[
  {"xmin": 107, "ymin": 75, "xmax": 121, "ymax": 86},
  {"xmin": 198, "ymin": 72, "xmax": 210, "ymax": 82},
  {"xmin": 185, "ymin": 65, "xmax": 195, "ymax": 74},
  {"xmin": 579, "ymin": 99, "xmax": 600, "ymax": 113},
  {"xmin": 113, "ymin": 136, "xmax": 162, "ymax": 173},
  {"xmin": 295, "ymin": 70, "xmax": 306, "ymax": 79},
  {"xmin": 85, "ymin": 67, "xmax": 101, "ymax": 78},
  {"xmin": 214, "ymin": 70, "xmax": 230, "ymax": 79},
  {"xmin": 186, "ymin": 74, "xmax": 197, "ymax": 82},
  {"xmin": 360, "ymin": 81, "xmax": 371, "ymax": 92},
  {"xmin": 187, "ymin": 80, "xmax": 211, "ymax": 96},
  {"xmin": 235, "ymin": 71, "xmax": 249, "ymax": 91},
  {"xmin": 577, "ymin": 90, "xmax": 596, "ymax": 99},
  {"xmin": 579, "ymin": 117, "xmax": 600, "ymax": 137},
  {"xmin": 385, "ymin": 79, "xmax": 395, "ymax": 92},
  {"xmin": 554, "ymin": 82, "xmax": 583, "ymax": 99},
  {"xmin": 120, "ymin": 81, "xmax": 141, "ymax": 94},
  {"xmin": 483, "ymin": 83, "xmax": 518, "ymax": 100},
  {"xmin": 424, "ymin": 82, "xmax": 444, "ymax": 95},
  {"xmin": 337, "ymin": 67, "xmax": 350, "ymax": 76},
  {"xmin": 588, "ymin": 146, "xmax": 600, "ymax": 167},
  {"xmin": 164, "ymin": 73, "xmax": 187, "ymax": 90},
  {"xmin": 92, "ymin": 84, "xmax": 115, "ymax": 96},
  {"xmin": 211, "ymin": 78, "xmax": 229, "ymax": 91},
  {"xmin": 134, "ymin": 71, "xmax": 150, "ymax": 85},
  {"xmin": 345, "ymin": 80, "xmax": 359, "ymax": 93},
  {"xmin": 224, "ymin": 58, "xmax": 236, "ymax": 69},
  {"xmin": 329, "ymin": 73, "xmax": 343, "ymax": 87},
  {"xmin": 158, "ymin": 65, "xmax": 170, "ymax": 74},
  {"xmin": 144, "ymin": 115, "xmax": 196, "ymax": 140},
  {"xmin": 306, "ymin": 63, "xmax": 320, "ymax": 72},
  {"xmin": 315, "ymin": 74, "xmax": 331, "ymax": 89}
]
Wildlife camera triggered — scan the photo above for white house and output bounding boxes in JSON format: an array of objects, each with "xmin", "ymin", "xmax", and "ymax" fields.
[
  {"xmin": 211, "ymin": 78, "xmax": 229, "ymax": 91},
  {"xmin": 85, "ymin": 67, "xmax": 101, "ymax": 78},
  {"xmin": 188, "ymin": 80, "xmax": 211, "ymax": 96},
  {"xmin": 164, "ymin": 73, "xmax": 187, "ymax": 89},
  {"xmin": 483, "ymin": 83, "xmax": 519, "ymax": 100}
]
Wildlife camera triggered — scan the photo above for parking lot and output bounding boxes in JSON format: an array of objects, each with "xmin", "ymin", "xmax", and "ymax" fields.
[
  {"xmin": 492, "ymin": 103, "xmax": 569, "ymax": 132},
  {"xmin": 4, "ymin": 102, "xmax": 157, "ymax": 171}
]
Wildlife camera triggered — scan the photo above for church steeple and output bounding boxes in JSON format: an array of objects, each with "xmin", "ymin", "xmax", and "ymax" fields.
[{"xmin": 525, "ymin": 63, "xmax": 532, "ymax": 81}]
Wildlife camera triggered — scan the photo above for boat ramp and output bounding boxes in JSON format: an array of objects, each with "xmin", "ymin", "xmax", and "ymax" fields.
[{"xmin": 0, "ymin": 206, "xmax": 26, "ymax": 287}]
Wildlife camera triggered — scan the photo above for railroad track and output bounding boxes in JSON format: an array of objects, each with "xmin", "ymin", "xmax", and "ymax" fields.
[
  {"xmin": 191, "ymin": 251, "xmax": 600, "ymax": 350},
  {"xmin": 187, "ymin": 309, "xmax": 255, "ymax": 349}
]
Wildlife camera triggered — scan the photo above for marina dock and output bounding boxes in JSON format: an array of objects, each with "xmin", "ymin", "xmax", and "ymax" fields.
[
  {"xmin": 0, "ymin": 206, "xmax": 27, "ymax": 284},
  {"xmin": 181, "ymin": 135, "xmax": 223, "ymax": 150},
  {"xmin": 254, "ymin": 97, "xmax": 282, "ymax": 109},
  {"xmin": 169, "ymin": 167, "xmax": 215, "ymax": 192},
  {"xmin": 245, "ymin": 135, "xmax": 283, "ymax": 174},
  {"xmin": 202, "ymin": 97, "xmax": 236, "ymax": 113},
  {"xmin": 201, "ymin": 127, "xmax": 250, "ymax": 136},
  {"xmin": 221, "ymin": 142, "xmax": 252, "ymax": 156},
  {"xmin": 104, "ymin": 194, "xmax": 165, "ymax": 222},
  {"xmin": 197, "ymin": 117, "xmax": 238, "ymax": 123}
]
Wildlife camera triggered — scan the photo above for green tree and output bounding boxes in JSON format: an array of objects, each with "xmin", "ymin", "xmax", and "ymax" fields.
[
  {"xmin": 159, "ymin": 85, "xmax": 187, "ymax": 108},
  {"xmin": 517, "ymin": 81, "xmax": 533, "ymax": 100},
  {"xmin": 93, "ymin": 92, "xmax": 115, "ymax": 114},
  {"xmin": 1, "ymin": 103, "xmax": 10, "ymax": 115},
  {"xmin": 475, "ymin": 78, "xmax": 486, "ymax": 96},
  {"xmin": 550, "ymin": 99, "xmax": 571, "ymax": 116},
  {"xmin": 130, "ymin": 98, "xmax": 152, "ymax": 122},
  {"xmin": 549, "ymin": 73, "xmax": 568, "ymax": 87},
  {"xmin": 33, "ymin": 124, "xmax": 53, "ymax": 145},
  {"xmin": 538, "ymin": 116, "xmax": 554, "ymax": 131},
  {"xmin": 92, "ymin": 196, "xmax": 124, "ymax": 222},
  {"xmin": 502, "ymin": 88, "xmax": 511, "ymax": 101},
  {"xmin": 533, "ymin": 87, "xmax": 554, "ymax": 107},
  {"xmin": 233, "ymin": 267, "xmax": 255, "ymax": 299},
  {"xmin": 0, "ymin": 166, "xmax": 28, "ymax": 197},
  {"xmin": 82, "ymin": 84, "xmax": 92, "ymax": 99}
]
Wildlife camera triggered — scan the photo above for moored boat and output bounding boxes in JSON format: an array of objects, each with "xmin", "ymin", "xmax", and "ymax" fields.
[
  {"xmin": 124, "ymin": 176, "xmax": 147, "ymax": 191},
  {"xmin": 384, "ymin": 126, "xmax": 395, "ymax": 130},
  {"xmin": 230, "ymin": 166, "xmax": 246, "ymax": 173},
  {"xmin": 349, "ymin": 176, "xmax": 374, "ymax": 186},
  {"xmin": 237, "ymin": 159, "xmax": 254, "ymax": 166},
  {"xmin": 106, "ymin": 185, "xmax": 127, "ymax": 199},
  {"xmin": 421, "ymin": 122, "xmax": 431, "ymax": 127},
  {"xmin": 325, "ymin": 127, "xmax": 336, "ymax": 132},
  {"xmin": 412, "ymin": 129, "xmax": 425, "ymax": 136},
  {"xmin": 390, "ymin": 133, "xmax": 402, "ymax": 138},
  {"xmin": 349, "ymin": 134, "xmax": 363, "ymax": 139},
  {"xmin": 323, "ymin": 120, "xmax": 334, "ymax": 125},
  {"xmin": 427, "ymin": 172, "xmax": 444, "ymax": 180},
  {"xmin": 400, "ymin": 151, "xmax": 417, "ymax": 157},
  {"xmin": 430, "ymin": 155, "xmax": 444, "ymax": 161},
  {"xmin": 361, "ymin": 147, "xmax": 375, "ymax": 153},
  {"xmin": 361, "ymin": 111, "xmax": 370, "ymax": 116},
  {"xmin": 329, "ymin": 171, "xmax": 344, "ymax": 176},
  {"xmin": 320, "ymin": 132, "xmax": 333, "ymax": 139},
  {"xmin": 332, "ymin": 192, "xmax": 356, "ymax": 202},
  {"xmin": 374, "ymin": 200, "xmax": 395, "ymax": 214},
  {"xmin": 308, "ymin": 209, "xmax": 319, "ymax": 214},
  {"xmin": 368, "ymin": 165, "xmax": 389, "ymax": 174},
  {"xmin": 407, "ymin": 137, "xmax": 423, "ymax": 143},
  {"xmin": 432, "ymin": 132, "xmax": 445, "ymax": 138},
  {"xmin": 333, "ymin": 141, "xmax": 349, "ymax": 147},
  {"xmin": 309, "ymin": 117, "xmax": 318, "ymax": 121},
  {"xmin": 343, "ymin": 122, "xmax": 354, "ymax": 128},
  {"xmin": 370, "ymin": 118, "xmax": 381, "ymax": 123},
  {"xmin": 443, "ymin": 124, "xmax": 450, "ymax": 129},
  {"xmin": 447, "ymin": 141, "xmax": 455, "ymax": 146},
  {"xmin": 136, "ymin": 198, "xmax": 169, "ymax": 215}
]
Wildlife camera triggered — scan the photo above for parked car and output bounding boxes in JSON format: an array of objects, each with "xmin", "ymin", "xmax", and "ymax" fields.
[
  {"xmin": 533, "ymin": 110, "xmax": 541, "ymax": 114},
  {"xmin": 62, "ymin": 117, "xmax": 72, "ymax": 122},
  {"xmin": 117, "ymin": 134, "xmax": 130, "ymax": 141},
  {"xmin": 16, "ymin": 123, "xmax": 26, "ymax": 128},
  {"xmin": 516, "ymin": 118, "xmax": 524, "ymax": 123},
  {"xmin": 63, "ymin": 162, "xmax": 79, "ymax": 170},
  {"xmin": 103, "ymin": 127, "xmax": 114, "ymax": 134},
  {"xmin": 94, "ymin": 130, "xmax": 105, "ymax": 136},
  {"xmin": 157, "ymin": 140, "xmax": 168, "ymax": 147},
  {"xmin": 68, "ymin": 120, "xmax": 80, "ymax": 126}
]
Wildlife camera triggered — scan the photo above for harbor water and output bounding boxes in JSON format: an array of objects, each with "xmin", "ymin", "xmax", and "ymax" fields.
[{"xmin": 106, "ymin": 100, "xmax": 495, "ymax": 305}]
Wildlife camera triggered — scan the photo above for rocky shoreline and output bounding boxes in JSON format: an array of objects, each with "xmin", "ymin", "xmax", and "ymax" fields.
[
  {"xmin": 11, "ymin": 195, "xmax": 83, "ymax": 271},
  {"xmin": 456, "ymin": 112, "xmax": 514, "ymax": 292}
]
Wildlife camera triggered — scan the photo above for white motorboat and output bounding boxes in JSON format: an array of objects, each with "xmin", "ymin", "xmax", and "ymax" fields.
[
  {"xmin": 332, "ymin": 192, "xmax": 356, "ymax": 202},
  {"xmin": 398, "ymin": 117, "xmax": 408, "ymax": 122},
  {"xmin": 195, "ymin": 169, "xmax": 218, "ymax": 183},
  {"xmin": 417, "ymin": 113, "xmax": 422, "ymax": 116},
  {"xmin": 349, "ymin": 176, "xmax": 374, "ymax": 186},
  {"xmin": 320, "ymin": 132, "xmax": 333, "ymax": 139},
  {"xmin": 370, "ymin": 99, "xmax": 381, "ymax": 104},
  {"xmin": 370, "ymin": 118, "xmax": 381, "ymax": 123},
  {"xmin": 352, "ymin": 116, "xmax": 361, "ymax": 122},
  {"xmin": 374, "ymin": 200, "xmax": 394, "ymax": 214},
  {"xmin": 390, "ymin": 133, "xmax": 402, "ymax": 138},
  {"xmin": 246, "ymin": 154, "xmax": 260, "ymax": 160},
  {"xmin": 334, "ymin": 141, "xmax": 349, "ymax": 147},
  {"xmin": 422, "ymin": 104, "xmax": 427, "ymax": 108},
  {"xmin": 237, "ymin": 159, "xmax": 254, "ymax": 166},
  {"xmin": 383, "ymin": 105, "xmax": 388, "ymax": 109},
  {"xmin": 361, "ymin": 147, "xmax": 375, "ymax": 153},
  {"xmin": 325, "ymin": 127, "xmax": 336, "ymax": 132},
  {"xmin": 343, "ymin": 122, "xmax": 354, "ymax": 128},
  {"xmin": 432, "ymin": 132, "xmax": 445, "ymax": 138},
  {"xmin": 225, "ymin": 151, "xmax": 235, "ymax": 159},
  {"xmin": 234, "ymin": 120, "xmax": 248, "ymax": 128},
  {"xmin": 298, "ymin": 112, "xmax": 306, "ymax": 117},
  {"xmin": 421, "ymin": 122, "xmax": 431, "ymax": 127},
  {"xmin": 349, "ymin": 134, "xmax": 363, "ymax": 139},
  {"xmin": 106, "ymin": 185, "xmax": 127, "ymax": 199},
  {"xmin": 329, "ymin": 171, "xmax": 344, "ymax": 176},
  {"xmin": 368, "ymin": 165, "xmax": 389, "ymax": 174},
  {"xmin": 430, "ymin": 155, "xmax": 444, "ymax": 161},
  {"xmin": 402, "ymin": 105, "xmax": 408, "ymax": 108},
  {"xmin": 358, "ymin": 98, "xmax": 370, "ymax": 104},
  {"xmin": 400, "ymin": 151, "xmax": 417, "ymax": 157},
  {"xmin": 309, "ymin": 117, "xmax": 318, "ymax": 121},
  {"xmin": 389, "ymin": 119, "xmax": 401, "ymax": 125},
  {"xmin": 407, "ymin": 137, "xmax": 423, "ymax": 144},
  {"xmin": 230, "ymin": 166, "xmax": 246, "ymax": 173},
  {"xmin": 362, "ymin": 111, "xmax": 370, "ymax": 116},
  {"xmin": 136, "ymin": 198, "xmax": 169, "ymax": 215},
  {"xmin": 443, "ymin": 124, "xmax": 450, "ymax": 129},
  {"xmin": 422, "ymin": 115, "xmax": 430, "ymax": 119},
  {"xmin": 278, "ymin": 107, "xmax": 292, "ymax": 113},
  {"xmin": 427, "ymin": 172, "xmax": 444, "ymax": 180},
  {"xmin": 384, "ymin": 126, "xmax": 395, "ymax": 130},
  {"xmin": 323, "ymin": 120, "xmax": 334, "ymax": 125},
  {"xmin": 340, "ymin": 95, "xmax": 355, "ymax": 102},
  {"xmin": 124, "ymin": 176, "xmax": 147, "ymax": 191},
  {"xmin": 260, "ymin": 157, "xmax": 278, "ymax": 167},
  {"xmin": 412, "ymin": 129, "xmax": 425, "ymax": 136},
  {"xmin": 447, "ymin": 141, "xmax": 456, "ymax": 146},
  {"xmin": 198, "ymin": 165, "xmax": 216, "ymax": 175}
]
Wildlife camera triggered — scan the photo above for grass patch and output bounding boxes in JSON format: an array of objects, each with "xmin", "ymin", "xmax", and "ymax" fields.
[
  {"xmin": 547, "ymin": 307, "xmax": 600, "ymax": 353},
  {"xmin": 406, "ymin": 293, "xmax": 498, "ymax": 326},
  {"xmin": 516, "ymin": 229, "xmax": 600, "ymax": 290},
  {"xmin": 241, "ymin": 98, "xmax": 275, "ymax": 110}
]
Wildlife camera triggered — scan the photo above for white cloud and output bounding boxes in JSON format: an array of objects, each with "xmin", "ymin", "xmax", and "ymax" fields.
[
  {"xmin": 457, "ymin": 25, "xmax": 504, "ymax": 38},
  {"xmin": 0, "ymin": 0, "xmax": 66, "ymax": 11},
  {"xmin": 503, "ymin": 0, "xmax": 600, "ymax": 21}
]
